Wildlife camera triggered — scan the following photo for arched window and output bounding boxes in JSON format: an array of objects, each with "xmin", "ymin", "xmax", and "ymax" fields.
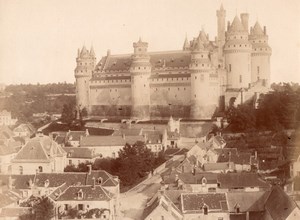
[
  {"xmin": 202, "ymin": 177, "xmax": 207, "ymax": 186},
  {"xmin": 78, "ymin": 189, "xmax": 83, "ymax": 199},
  {"xmin": 203, "ymin": 204, "xmax": 208, "ymax": 215},
  {"xmin": 19, "ymin": 166, "xmax": 23, "ymax": 175},
  {"xmin": 97, "ymin": 177, "xmax": 103, "ymax": 185},
  {"xmin": 38, "ymin": 166, "xmax": 43, "ymax": 173}
]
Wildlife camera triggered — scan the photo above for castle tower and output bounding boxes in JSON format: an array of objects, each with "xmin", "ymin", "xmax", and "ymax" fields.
[
  {"xmin": 183, "ymin": 35, "xmax": 190, "ymax": 51},
  {"xmin": 74, "ymin": 46, "xmax": 96, "ymax": 111},
  {"xmin": 130, "ymin": 38, "xmax": 151, "ymax": 119},
  {"xmin": 190, "ymin": 32, "xmax": 217, "ymax": 119},
  {"xmin": 216, "ymin": 4, "xmax": 226, "ymax": 59},
  {"xmin": 249, "ymin": 22, "xmax": 272, "ymax": 87},
  {"xmin": 224, "ymin": 15, "xmax": 252, "ymax": 89}
]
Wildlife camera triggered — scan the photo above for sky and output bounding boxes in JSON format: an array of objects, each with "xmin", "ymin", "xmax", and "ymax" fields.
[{"xmin": 0, "ymin": 0, "xmax": 299, "ymax": 85}]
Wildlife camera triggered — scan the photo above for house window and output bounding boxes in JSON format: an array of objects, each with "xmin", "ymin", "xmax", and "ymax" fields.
[
  {"xmin": 78, "ymin": 204, "xmax": 84, "ymax": 211},
  {"xmin": 64, "ymin": 204, "xmax": 68, "ymax": 210},
  {"xmin": 38, "ymin": 166, "xmax": 43, "ymax": 173},
  {"xmin": 19, "ymin": 166, "xmax": 23, "ymax": 175},
  {"xmin": 98, "ymin": 177, "xmax": 103, "ymax": 184}
]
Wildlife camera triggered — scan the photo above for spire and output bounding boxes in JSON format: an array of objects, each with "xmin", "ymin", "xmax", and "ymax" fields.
[
  {"xmin": 183, "ymin": 34, "xmax": 190, "ymax": 50},
  {"xmin": 90, "ymin": 45, "xmax": 96, "ymax": 57},
  {"xmin": 220, "ymin": 3, "xmax": 225, "ymax": 11},
  {"xmin": 80, "ymin": 45, "xmax": 88, "ymax": 57}
]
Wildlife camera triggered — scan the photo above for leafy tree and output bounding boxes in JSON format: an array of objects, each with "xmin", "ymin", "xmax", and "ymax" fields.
[
  {"xmin": 61, "ymin": 103, "xmax": 76, "ymax": 124},
  {"xmin": 19, "ymin": 196, "xmax": 54, "ymax": 220}
]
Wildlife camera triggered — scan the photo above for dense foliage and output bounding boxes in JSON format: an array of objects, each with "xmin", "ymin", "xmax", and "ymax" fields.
[
  {"xmin": 0, "ymin": 83, "xmax": 75, "ymax": 122},
  {"xmin": 65, "ymin": 141, "xmax": 166, "ymax": 190},
  {"xmin": 226, "ymin": 83, "xmax": 300, "ymax": 132},
  {"xmin": 19, "ymin": 196, "xmax": 54, "ymax": 220}
]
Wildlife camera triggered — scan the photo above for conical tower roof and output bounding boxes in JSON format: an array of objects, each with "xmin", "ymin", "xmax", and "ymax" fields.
[
  {"xmin": 183, "ymin": 36, "xmax": 190, "ymax": 50},
  {"xmin": 252, "ymin": 21, "xmax": 264, "ymax": 35},
  {"xmin": 80, "ymin": 46, "xmax": 89, "ymax": 57},
  {"xmin": 229, "ymin": 15, "xmax": 245, "ymax": 32},
  {"xmin": 90, "ymin": 46, "xmax": 96, "ymax": 57},
  {"xmin": 198, "ymin": 30, "xmax": 208, "ymax": 42}
]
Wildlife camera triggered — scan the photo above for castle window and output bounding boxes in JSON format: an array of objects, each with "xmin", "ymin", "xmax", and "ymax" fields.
[
  {"xmin": 138, "ymin": 67, "xmax": 140, "ymax": 69},
  {"xmin": 202, "ymin": 64, "xmax": 204, "ymax": 67},
  {"xmin": 184, "ymin": 88, "xmax": 186, "ymax": 90},
  {"xmin": 240, "ymin": 45, "xmax": 242, "ymax": 47},
  {"xmin": 229, "ymin": 64, "xmax": 231, "ymax": 72},
  {"xmin": 156, "ymin": 88, "xmax": 158, "ymax": 91},
  {"xmin": 241, "ymin": 36, "xmax": 243, "ymax": 39},
  {"xmin": 19, "ymin": 166, "xmax": 23, "ymax": 175},
  {"xmin": 178, "ymin": 88, "xmax": 180, "ymax": 90},
  {"xmin": 257, "ymin": 66, "xmax": 260, "ymax": 74},
  {"xmin": 194, "ymin": 94, "xmax": 196, "ymax": 98},
  {"xmin": 239, "ymin": 75, "xmax": 242, "ymax": 83},
  {"xmin": 195, "ymin": 76, "xmax": 197, "ymax": 79},
  {"xmin": 168, "ymin": 88, "xmax": 170, "ymax": 91},
  {"xmin": 175, "ymin": 95, "xmax": 177, "ymax": 98},
  {"xmin": 110, "ymin": 89, "xmax": 112, "ymax": 92},
  {"xmin": 144, "ymin": 84, "xmax": 146, "ymax": 87},
  {"xmin": 144, "ymin": 67, "xmax": 146, "ymax": 69},
  {"xmin": 234, "ymin": 45, "xmax": 236, "ymax": 47},
  {"xmin": 115, "ymin": 89, "xmax": 117, "ymax": 91}
]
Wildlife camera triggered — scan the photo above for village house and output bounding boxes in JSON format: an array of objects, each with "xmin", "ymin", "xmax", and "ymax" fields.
[
  {"xmin": 0, "ymin": 110, "xmax": 17, "ymax": 126},
  {"xmin": 63, "ymin": 147, "xmax": 98, "ymax": 167},
  {"xmin": 65, "ymin": 130, "xmax": 89, "ymax": 147},
  {"xmin": 11, "ymin": 135, "xmax": 66, "ymax": 174},
  {"xmin": 12, "ymin": 123, "xmax": 35, "ymax": 139}
]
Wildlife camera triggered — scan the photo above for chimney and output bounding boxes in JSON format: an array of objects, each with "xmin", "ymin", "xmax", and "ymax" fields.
[
  {"xmin": 87, "ymin": 164, "xmax": 92, "ymax": 175},
  {"xmin": 240, "ymin": 13, "xmax": 249, "ymax": 32},
  {"xmin": 92, "ymin": 177, "xmax": 96, "ymax": 189},
  {"xmin": 264, "ymin": 26, "xmax": 267, "ymax": 35}
]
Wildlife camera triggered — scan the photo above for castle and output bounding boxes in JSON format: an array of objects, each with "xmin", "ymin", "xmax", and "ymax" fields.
[{"xmin": 75, "ymin": 5, "xmax": 271, "ymax": 120}]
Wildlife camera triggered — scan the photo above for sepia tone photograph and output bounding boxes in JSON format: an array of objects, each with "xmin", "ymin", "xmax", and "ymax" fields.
[{"xmin": 0, "ymin": 0, "xmax": 300, "ymax": 219}]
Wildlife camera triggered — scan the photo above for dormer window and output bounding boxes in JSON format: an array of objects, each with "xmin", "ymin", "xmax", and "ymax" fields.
[
  {"xmin": 235, "ymin": 203, "xmax": 240, "ymax": 213},
  {"xmin": 78, "ymin": 189, "xmax": 83, "ymax": 199},
  {"xmin": 202, "ymin": 177, "xmax": 207, "ymax": 186},
  {"xmin": 97, "ymin": 177, "xmax": 103, "ymax": 185}
]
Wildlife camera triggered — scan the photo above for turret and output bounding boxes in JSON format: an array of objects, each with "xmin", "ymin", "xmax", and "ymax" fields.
[
  {"xmin": 74, "ymin": 45, "xmax": 96, "ymax": 111},
  {"xmin": 130, "ymin": 38, "xmax": 151, "ymax": 119},
  {"xmin": 249, "ymin": 21, "xmax": 272, "ymax": 87},
  {"xmin": 190, "ymin": 32, "xmax": 218, "ymax": 119},
  {"xmin": 216, "ymin": 4, "xmax": 226, "ymax": 59},
  {"xmin": 224, "ymin": 15, "xmax": 252, "ymax": 89}
]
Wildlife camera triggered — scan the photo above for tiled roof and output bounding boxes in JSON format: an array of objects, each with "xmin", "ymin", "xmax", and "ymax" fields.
[
  {"xmin": 265, "ymin": 186, "xmax": 297, "ymax": 220},
  {"xmin": 86, "ymin": 170, "xmax": 118, "ymax": 187},
  {"xmin": 181, "ymin": 192, "xmax": 228, "ymax": 213},
  {"xmin": 13, "ymin": 123, "xmax": 35, "ymax": 135},
  {"xmin": 217, "ymin": 173, "xmax": 270, "ymax": 189},
  {"xmin": 56, "ymin": 185, "xmax": 112, "ymax": 201},
  {"xmin": 227, "ymin": 191, "xmax": 270, "ymax": 212},
  {"xmin": 143, "ymin": 130, "xmax": 163, "ymax": 144},
  {"xmin": 13, "ymin": 140, "xmax": 49, "ymax": 161},
  {"xmin": 163, "ymin": 172, "xmax": 218, "ymax": 185},
  {"xmin": 0, "ymin": 144, "xmax": 15, "ymax": 155},
  {"xmin": 80, "ymin": 135, "xmax": 126, "ymax": 147},
  {"xmin": 112, "ymin": 128, "xmax": 142, "ymax": 136},
  {"xmin": 203, "ymin": 162, "xmax": 234, "ymax": 171},
  {"xmin": 66, "ymin": 131, "xmax": 87, "ymax": 142},
  {"xmin": 13, "ymin": 135, "xmax": 66, "ymax": 162},
  {"xmin": 34, "ymin": 173, "xmax": 86, "ymax": 188},
  {"xmin": 0, "ymin": 190, "xmax": 21, "ymax": 208},
  {"xmin": 64, "ymin": 147, "xmax": 94, "ymax": 159},
  {"xmin": 0, "ymin": 207, "xmax": 30, "ymax": 217}
]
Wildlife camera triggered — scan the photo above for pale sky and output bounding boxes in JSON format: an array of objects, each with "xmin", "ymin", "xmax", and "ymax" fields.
[{"xmin": 0, "ymin": 0, "xmax": 299, "ymax": 85}]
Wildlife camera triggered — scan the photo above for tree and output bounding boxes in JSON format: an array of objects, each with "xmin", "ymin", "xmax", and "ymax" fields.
[
  {"xmin": 61, "ymin": 103, "xmax": 76, "ymax": 124},
  {"xmin": 19, "ymin": 196, "xmax": 54, "ymax": 220}
]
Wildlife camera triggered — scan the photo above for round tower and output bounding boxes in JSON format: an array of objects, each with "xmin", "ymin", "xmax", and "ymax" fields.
[
  {"xmin": 74, "ymin": 46, "xmax": 96, "ymax": 111},
  {"xmin": 249, "ymin": 22, "xmax": 272, "ymax": 87},
  {"xmin": 130, "ymin": 38, "xmax": 151, "ymax": 119},
  {"xmin": 190, "ymin": 32, "xmax": 217, "ymax": 119},
  {"xmin": 224, "ymin": 15, "xmax": 252, "ymax": 89}
]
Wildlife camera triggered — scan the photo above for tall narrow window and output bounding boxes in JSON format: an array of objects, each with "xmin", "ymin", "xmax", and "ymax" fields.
[
  {"xmin": 257, "ymin": 66, "xmax": 260, "ymax": 74},
  {"xmin": 203, "ymin": 205, "xmax": 208, "ymax": 215},
  {"xmin": 229, "ymin": 64, "xmax": 231, "ymax": 72},
  {"xmin": 239, "ymin": 75, "xmax": 242, "ymax": 83}
]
